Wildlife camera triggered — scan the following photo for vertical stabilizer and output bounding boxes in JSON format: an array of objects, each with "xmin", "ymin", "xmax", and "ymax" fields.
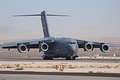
[
  {"xmin": 41, "ymin": 11, "xmax": 50, "ymax": 37},
  {"xmin": 14, "ymin": 11, "xmax": 68, "ymax": 38}
]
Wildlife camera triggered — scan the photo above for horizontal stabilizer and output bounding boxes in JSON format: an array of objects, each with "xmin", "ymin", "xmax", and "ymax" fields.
[
  {"xmin": 14, "ymin": 14, "xmax": 69, "ymax": 17},
  {"xmin": 13, "ymin": 11, "xmax": 68, "ymax": 37}
]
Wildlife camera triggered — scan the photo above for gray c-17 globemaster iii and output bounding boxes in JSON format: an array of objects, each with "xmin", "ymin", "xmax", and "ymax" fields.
[{"xmin": 1, "ymin": 11, "xmax": 114, "ymax": 60}]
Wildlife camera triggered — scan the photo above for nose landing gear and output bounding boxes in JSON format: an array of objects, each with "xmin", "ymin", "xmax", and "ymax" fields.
[
  {"xmin": 42, "ymin": 55, "xmax": 53, "ymax": 60},
  {"xmin": 66, "ymin": 54, "xmax": 78, "ymax": 60},
  {"xmin": 66, "ymin": 56, "xmax": 76, "ymax": 60},
  {"xmin": 43, "ymin": 56, "xmax": 53, "ymax": 60}
]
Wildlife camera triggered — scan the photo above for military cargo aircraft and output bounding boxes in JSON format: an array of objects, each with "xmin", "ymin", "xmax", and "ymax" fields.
[{"xmin": 1, "ymin": 11, "xmax": 112, "ymax": 60}]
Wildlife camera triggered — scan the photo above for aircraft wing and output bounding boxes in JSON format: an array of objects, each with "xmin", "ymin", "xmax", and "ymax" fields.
[
  {"xmin": 77, "ymin": 39, "xmax": 105, "ymax": 48},
  {"xmin": 76, "ymin": 39, "xmax": 119, "ymax": 52},
  {"xmin": 1, "ymin": 37, "xmax": 55, "ymax": 52}
]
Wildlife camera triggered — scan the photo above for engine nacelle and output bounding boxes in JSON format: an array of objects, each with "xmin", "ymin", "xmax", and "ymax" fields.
[
  {"xmin": 100, "ymin": 44, "xmax": 109, "ymax": 53},
  {"xmin": 40, "ymin": 43, "xmax": 49, "ymax": 52},
  {"xmin": 17, "ymin": 44, "xmax": 28, "ymax": 53},
  {"xmin": 84, "ymin": 43, "xmax": 93, "ymax": 51}
]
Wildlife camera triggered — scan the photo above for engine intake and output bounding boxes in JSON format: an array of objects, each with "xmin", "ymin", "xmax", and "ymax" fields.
[
  {"xmin": 100, "ymin": 44, "xmax": 109, "ymax": 53},
  {"xmin": 17, "ymin": 44, "xmax": 28, "ymax": 53},
  {"xmin": 40, "ymin": 43, "xmax": 49, "ymax": 52},
  {"xmin": 84, "ymin": 43, "xmax": 93, "ymax": 51}
]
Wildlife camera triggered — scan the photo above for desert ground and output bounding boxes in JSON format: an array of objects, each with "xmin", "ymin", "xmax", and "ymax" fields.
[{"xmin": 0, "ymin": 59, "xmax": 120, "ymax": 73}]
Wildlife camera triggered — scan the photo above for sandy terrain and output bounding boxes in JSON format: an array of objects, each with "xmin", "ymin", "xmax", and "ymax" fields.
[{"xmin": 0, "ymin": 61, "xmax": 120, "ymax": 73}]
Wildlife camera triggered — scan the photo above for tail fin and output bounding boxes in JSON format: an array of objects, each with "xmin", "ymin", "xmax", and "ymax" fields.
[{"xmin": 14, "ymin": 11, "xmax": 68, "ymax": 37}]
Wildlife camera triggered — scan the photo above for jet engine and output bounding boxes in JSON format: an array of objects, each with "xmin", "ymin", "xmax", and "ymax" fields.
[
  {"xmin": 100, "ymin": 44, "xmax": 109, "ymax": 53},
  {"xmin": 40, "ymin": 43, "xmax": 49, "ymax": 52},
  {"xmin": 17, "ymin": 44, "xmax": 28, "ymax": 53},
  {"xmin": 84, "ymin": 43, "xmax": 93, "ymax": 51}
]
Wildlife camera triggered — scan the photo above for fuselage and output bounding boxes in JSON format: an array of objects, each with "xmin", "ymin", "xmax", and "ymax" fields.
[{"xmin": 44, "ymin": 37, "xmax": 78, "ymax": 58}]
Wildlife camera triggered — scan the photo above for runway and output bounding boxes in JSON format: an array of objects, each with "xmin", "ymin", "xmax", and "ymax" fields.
[
  {"xmin": 0, "ymin": 72, "xmax": 119, "ymax": 80},
  {"xmin": 0, "ymin": 57, "xmax": 120, "ymax": 63},
  {"xmin": 0, "ymin": 74, "xmax": 119, "ymax": 80},
  {"xmin": 0, "ymin": 71, "xmax": 120, "ymax": 77}
]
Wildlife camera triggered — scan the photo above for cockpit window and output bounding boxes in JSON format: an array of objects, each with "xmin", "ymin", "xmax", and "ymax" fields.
[{"xmin": 67, "ymin": 41, "xmax": 75, "ymax": 44}]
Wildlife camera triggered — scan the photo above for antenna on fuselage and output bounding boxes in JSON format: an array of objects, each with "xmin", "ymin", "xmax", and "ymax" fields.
[{"xmin": 14, "ymin": 11, "xmax": 69, "ymax": 37}]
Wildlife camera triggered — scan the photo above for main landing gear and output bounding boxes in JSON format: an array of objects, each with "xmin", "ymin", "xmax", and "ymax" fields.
[
  {"xmin": 43, "ymin": 57, "xmax": 53, "ymax": 60},
  {"xmin": 42, "ymin": 55, "xmax": 77, "ymax": 60},
  {"xmin": 66, "ymin": 56, "xmax": 76, "ymax": 60}
]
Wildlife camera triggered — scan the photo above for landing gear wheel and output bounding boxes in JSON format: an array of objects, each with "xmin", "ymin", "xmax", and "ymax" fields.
[
  {"xmin": 43, "ymin": 57, "xmax": 53, "ymax": 60},
  {"xmin": 66, "ymin": 56, "xmax": 76, "ymax": 60}
]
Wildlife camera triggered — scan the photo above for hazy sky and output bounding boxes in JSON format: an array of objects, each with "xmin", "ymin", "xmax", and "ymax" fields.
[{"xmin": 0, "ymin": 0, "xmax": 120, "ymax": 41}]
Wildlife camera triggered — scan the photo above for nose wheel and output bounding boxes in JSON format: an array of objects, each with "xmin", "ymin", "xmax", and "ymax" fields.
[
  {"xmin": 66, "ymin": 56, "xmax": 76, "ymax": 60},
  {"xmin": 43, "ymin": 57, "xmax": 53, "ymax": 60},
  {"xmin": 43, "ymin": 55, "xmax": 53, "ymax": 60}
]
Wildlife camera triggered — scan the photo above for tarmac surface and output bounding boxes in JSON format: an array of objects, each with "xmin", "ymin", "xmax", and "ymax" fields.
[
  {"xmin": 0, "ymin": 73, "xmax": 119, "ymax": 80},
  {"xmin": 0, "ymin": 57, "xmax": 120, "ymax": 63}
]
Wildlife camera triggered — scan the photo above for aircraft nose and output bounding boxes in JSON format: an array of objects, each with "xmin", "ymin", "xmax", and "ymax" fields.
[{"xmin": 68, "ymin": 45, "xmax": 78, "ymax": 54}]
